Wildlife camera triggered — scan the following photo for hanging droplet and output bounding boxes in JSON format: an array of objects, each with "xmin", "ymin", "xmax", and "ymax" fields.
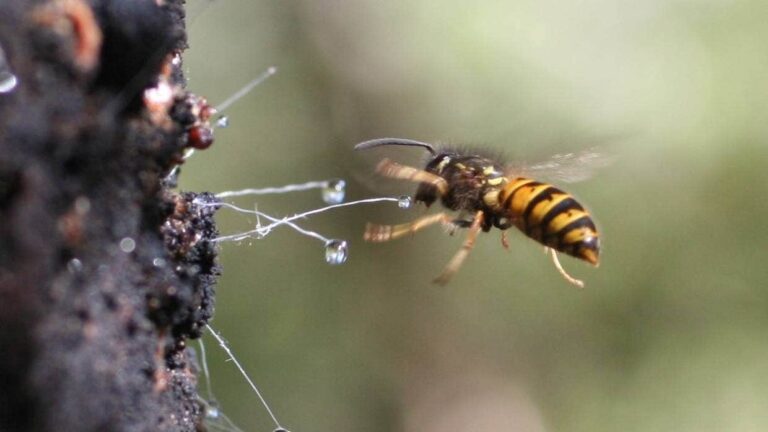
[
  {"xmin": 321, "ymin": 179, "xmax": 346, "ymax": 204},
  {"xmin": 0, "ymin": 46, "xmax": 17, "ymax": 94},
  {"xmin": 205, "ymin": 400, "xmax": 220, "ymax": 420},
  {"xmin": 215, "ymin": 115, "xmax": 229, "ymax": 128},
  {"xmin": 324, "ymin": 239, "xmax": 348, "ymax": 265},
  {"xmin": 0, "ymin": 70, "xmax": 17, "ymax": 94},
  {"xmin": 67, "ymin": 258, "xmax": 83, "ymax": 273},
  {"xmin": 397, "ymin": 195, "xmax": 412, "ymax": 209}
]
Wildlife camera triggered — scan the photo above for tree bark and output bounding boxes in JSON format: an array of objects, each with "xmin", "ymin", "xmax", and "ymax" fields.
[{"xmin": 0, "ymin": 1, "xmax": 218, "ymax": 430}]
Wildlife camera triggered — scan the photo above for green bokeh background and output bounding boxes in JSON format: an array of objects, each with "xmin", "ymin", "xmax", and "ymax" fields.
[{"xmin": 181, "ymin": 1, "xmax": 768, "ymax": 431}]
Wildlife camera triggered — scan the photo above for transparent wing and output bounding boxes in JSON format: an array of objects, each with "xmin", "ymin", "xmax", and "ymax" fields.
[
  {"xmin": 351, "ymin": 143, "xmax": 431, "ymax": 196},
  {"xmin": 506, "ymin": 147, "xmax": 614, "ymax": 183}
]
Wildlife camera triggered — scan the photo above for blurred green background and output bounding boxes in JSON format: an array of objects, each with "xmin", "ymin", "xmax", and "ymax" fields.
[{"xmin": 180, "ymin": 1, "xmax": 768, "ymax": 431}]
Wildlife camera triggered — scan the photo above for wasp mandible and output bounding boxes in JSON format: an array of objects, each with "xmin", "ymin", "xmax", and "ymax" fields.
[{"xmin": 355, "ymin": 138, "xmax": 605, "ymax": 287}]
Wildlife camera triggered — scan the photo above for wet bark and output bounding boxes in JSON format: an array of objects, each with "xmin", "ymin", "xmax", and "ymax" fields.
[{"xmin": 0, "ymin": 1, "xmax": 219, "ymax": 431}]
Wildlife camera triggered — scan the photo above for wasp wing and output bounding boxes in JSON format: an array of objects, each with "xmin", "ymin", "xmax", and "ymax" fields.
[
  {"xmin": 351, "ymin": 142, "xmax": 436, "ymax": 196},
  {"xmin": 506, "ymin": 147, "xmax": 614, "ymax": 184}
]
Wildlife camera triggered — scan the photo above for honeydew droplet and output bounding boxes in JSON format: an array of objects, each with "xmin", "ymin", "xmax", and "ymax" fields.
[
  {"xmin": 324, "ymin": 239, "xmax": 348, "ymax": 265},
  {"xmin": 397, "ymin": 195, "xmax": 412, "ymax": 209},
  {"xmin": 321, "ymin": 179, "xmax": 346, "ymax": 204},
  {"xmin": 0, "ymin": 71, "xmax": 17, "ymax": 93},
  {"xmin": 215, "ymin": 115, "xmax": 229, "ymax": 128}
]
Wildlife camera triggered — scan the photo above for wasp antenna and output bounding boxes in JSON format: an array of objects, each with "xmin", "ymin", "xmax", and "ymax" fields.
[{"xmin": 354, "ymin": 138, "xmax": 437, "ymax": 155}]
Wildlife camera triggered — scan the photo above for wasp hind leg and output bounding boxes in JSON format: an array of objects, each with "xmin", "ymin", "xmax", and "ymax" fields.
[
  {"xmin": 375, "ymin": 158, "xmax": 448, "ymax": 195},
  {"xmin": 364, "ymin": 212, "xmax": 455, "ymax": 242},
  {"xmin": 433, "ymin": 210, "xmax": 484, "ymax": 285},
  {"xmin": 547, "ymin": 248, "xmax": 585, "ymax": 288},
  {"xmin": 500, "ymin": 230, "xmax": 510, "ymax": 250}
]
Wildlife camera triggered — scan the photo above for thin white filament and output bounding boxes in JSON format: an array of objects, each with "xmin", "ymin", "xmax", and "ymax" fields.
[
  {"xmin": 209, "ymin": 197, "xmax": 400, "ymax": 243},
  {"xmin": 182, "ymin": 148, "xmax": 197, "ymax": 161},
  {"xmin": 199, "ymin": 339, "xmax": 214, "ymax": 401},
  {"xmin": 215, "ymin": 180, "xmax": 332, "ymax": 198},
  {"xmin": 173, "ymin": 66, "xmax": 278, "ymax": 168},
  {"xmin": 205, "ymin": 324, "xmax": 284, "ymax": 430},
  {"xmin": 198, "ymin": 339, "xmax": 248, "ymax": 432},
  {"xmin": 207, "ymin": 202, "xmax": 329, "ymax": 243},
  {"xmin": 214, "ymin": 66, "xmax": 277, "ymax": 113}
]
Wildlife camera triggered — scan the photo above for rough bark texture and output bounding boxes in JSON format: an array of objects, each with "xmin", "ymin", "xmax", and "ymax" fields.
[{"xmin": 0, "ymin": 1, "xmax": 219, "ymax": 431}]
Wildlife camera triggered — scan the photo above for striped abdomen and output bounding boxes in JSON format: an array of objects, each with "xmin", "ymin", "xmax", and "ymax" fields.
[{"xmin": 498, "ymin": 178, "xmax": 600, "ymax": 266}]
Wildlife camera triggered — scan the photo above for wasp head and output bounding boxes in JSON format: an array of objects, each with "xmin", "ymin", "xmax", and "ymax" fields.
[{"xmin": 414, "ymin": 152, "xmax": 455, "ymax": 206}]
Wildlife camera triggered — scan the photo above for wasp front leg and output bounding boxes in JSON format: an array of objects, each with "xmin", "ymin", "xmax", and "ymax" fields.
[
  {"xmin": 433, "ymin": 210, "xmax": 484, "ymax": 285},
  {"xmin": 364, "ymin": 212, "xmax": 456, "ymax": 242},
  {"xmin": 375, "ymin": 158, "xmax": 448, "ymax": 196},
  {"xmin": 500, "ymin": 230, "xmax": 510, "ymax": 250},
  {"xmin": 490, "ymin": 216, "xmax": 513, "ymax": 250}
]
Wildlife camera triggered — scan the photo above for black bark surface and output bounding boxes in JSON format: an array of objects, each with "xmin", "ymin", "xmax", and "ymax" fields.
[{"xmin": 0, "ymin": 1, "xmax": 219, "ymax": 430}]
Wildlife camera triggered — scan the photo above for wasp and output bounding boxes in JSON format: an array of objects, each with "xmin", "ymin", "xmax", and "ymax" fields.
[{"xmin": 355, "ymin": 138, "xmax": 605, "ymax": 287}]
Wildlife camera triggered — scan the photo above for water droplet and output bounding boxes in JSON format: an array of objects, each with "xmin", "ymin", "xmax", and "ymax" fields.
[
  {"xmin": 273, "ymin": 428, "xmax": 290, "ymax": 432},
  {"xmin": 321, "ymin": 179, "xmax": 346, "ymax": 204},
  {"xmin": 119, "ymin": 237, "xmax": 136, "ymax": 253},
  {"xmin": 215, "ymin": 115, "xmax": 229, "ymax": 128},
  {"xmin": 0, "ymin": 71, "xmax": 17, "ymax": 93},
  {"xmin": 67, "ymin": 258, "xmax": 83, "ymax": 273},
  {"xmin": 324, "ymin": 239, "xmax": 348, "ymax": 265},
  {"xmin": 205, "ymin": 400, "xmax": 220, "ymax": 420},
  {"xmin": 0, "ymin": 45, "xmax": 17, "ymax": 94},
  {"xmin": 152, "ymin": 258, "xmax": 166, "ymax": 268},
  {"xmin": 397, "ymin": 195, "xmax": 412, "ymax": 209}
]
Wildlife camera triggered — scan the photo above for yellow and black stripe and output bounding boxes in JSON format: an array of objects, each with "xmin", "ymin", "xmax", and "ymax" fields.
[{"xmin": 498, "ymin": 178, "xmax": 600, "ymax": 266}]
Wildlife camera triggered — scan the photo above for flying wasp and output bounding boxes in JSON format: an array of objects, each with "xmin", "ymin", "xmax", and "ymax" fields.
[{"xmin": 355, "ymin": 138, "xmax": 607, "ymax": 287}]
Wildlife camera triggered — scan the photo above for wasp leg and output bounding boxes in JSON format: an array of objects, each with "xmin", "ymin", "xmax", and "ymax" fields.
[
  {"xmin": 433, "ymin": 210, "xmax": 484, "ymax": 285},
  {"xmin": 445, "ymin": 215, "xmax": 474, "ymax": 236},
  {"xmin": 547, "ymin": 248, "xmax": 585, "ymax": 288},
  {"xmin": 376, "ymin": 158, "xmax": 448, "ymax": 196},
  {"xmin": 364, "ymin": 212, "xmax": 454, "ymax": 242},
  {"xmin": 501, "ymin": 230, "xmax": 510, "ymax": 250}
]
